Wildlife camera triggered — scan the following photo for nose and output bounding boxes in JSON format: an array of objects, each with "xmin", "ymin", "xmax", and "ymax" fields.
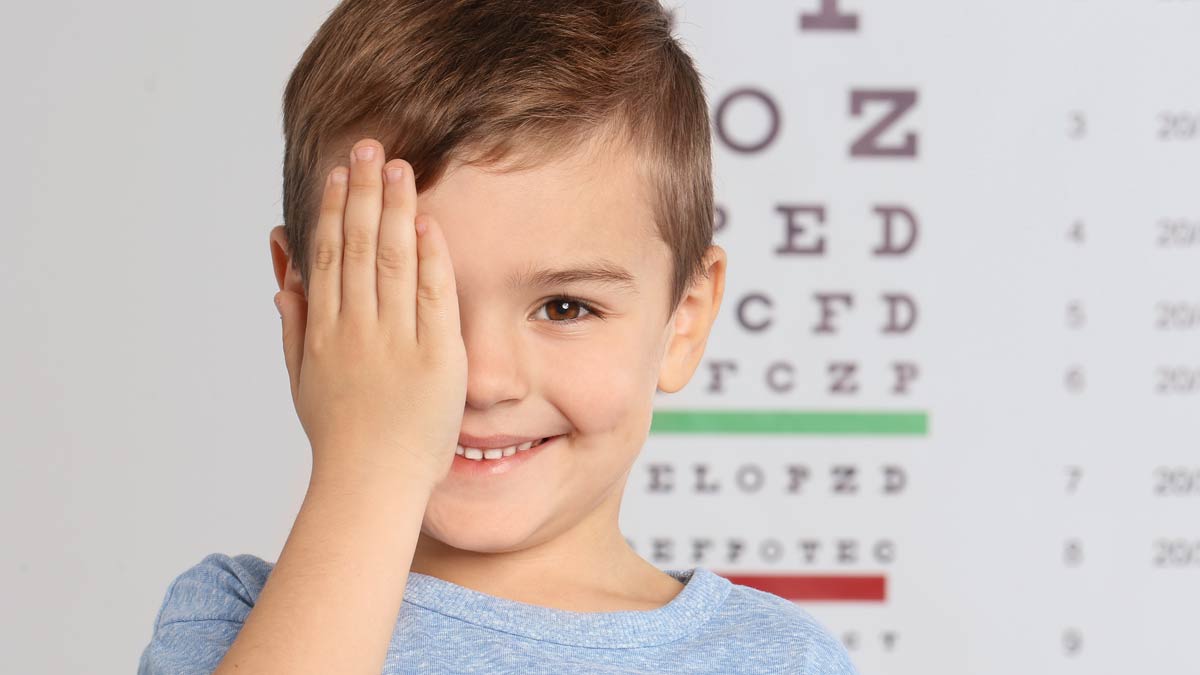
[{"xmin": 460, "ymin": 314, "xmax": 529, "ymax": 410}]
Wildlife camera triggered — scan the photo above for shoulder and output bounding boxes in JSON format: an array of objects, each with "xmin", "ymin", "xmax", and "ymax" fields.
[
  {"xmin": 714, "ymin": 579, "xmax": 861, "ymax": 675},
  {"xmin": 150, "ymin": 552, "xmax": 274, "ymax": 629},
  {"xmin": 138, "ymin": 553, "xmax": 274, "ymax": 675}
]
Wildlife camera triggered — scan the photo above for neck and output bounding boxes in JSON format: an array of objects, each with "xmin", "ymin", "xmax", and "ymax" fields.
[{"xmin": 409, "ymin": 471, "xmax": 682, "ymax": 611}]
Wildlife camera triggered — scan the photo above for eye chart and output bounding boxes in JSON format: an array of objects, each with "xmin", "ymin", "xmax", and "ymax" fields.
[{"xmin": 623, "ymin": 3, "xmax": 1200, "ymax": 673}]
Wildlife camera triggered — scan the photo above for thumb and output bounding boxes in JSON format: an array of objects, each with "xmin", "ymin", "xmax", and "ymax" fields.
[
  {"xmin": 413, "ymin": 214, "xmax": 462, "ymax": 345},
  {"xmin": 274, "ymin": 290, "xmax": 307, "ymax": 405}
]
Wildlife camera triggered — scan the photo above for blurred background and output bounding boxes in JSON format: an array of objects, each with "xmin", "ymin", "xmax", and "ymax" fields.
[{"xmin": 3, "ymin": 1, "xmax": 1198, "ymax": 673}]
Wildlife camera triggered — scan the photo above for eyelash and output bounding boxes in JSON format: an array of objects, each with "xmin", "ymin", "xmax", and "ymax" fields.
[{"xmin": 536, "ymin": 295, "xmax": 605, "ymax": 326}]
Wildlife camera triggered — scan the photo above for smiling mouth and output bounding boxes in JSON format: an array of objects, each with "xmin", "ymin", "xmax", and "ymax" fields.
[{"xmin": 455, "ymin": 435, "xmax": 560, "ymax": 461}]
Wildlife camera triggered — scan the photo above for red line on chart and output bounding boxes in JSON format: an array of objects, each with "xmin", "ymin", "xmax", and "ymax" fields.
[{"xmin": 717, "ymin": 573, "xmax": 887, "ymax": 602}]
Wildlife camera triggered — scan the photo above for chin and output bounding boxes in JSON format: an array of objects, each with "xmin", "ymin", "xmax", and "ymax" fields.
[{"xmin": 419, "ymin": 497, "xmax": 551, "ymax": 554}]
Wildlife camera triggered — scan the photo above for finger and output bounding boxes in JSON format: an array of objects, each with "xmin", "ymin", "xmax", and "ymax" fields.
[
  {"xmin": 341, "ymin": 138, "xmax": 385, "ymax": 320},
  {"xmin": 275, "ymin": 290, "xmax": 308, "ymax": 407},
  {"xmin": 377, "ymin": 159, "xmax": 418, "ymax": 336},
  {"xmin": 414, "ymin": 214, "xmax": 462, "ymax": 347},
  {"xmin": 308, "ymin": 166, "xmax": 349, "ymax": 327}
]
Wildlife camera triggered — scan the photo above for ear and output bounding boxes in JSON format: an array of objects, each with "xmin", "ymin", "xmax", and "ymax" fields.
[
  {"xmin": 268, "ymin": 225, "xmax": 306, "ymax": 298},
  {"xmin": 657, "ymin": 245, "xmax": 727, "ymax": 394}
]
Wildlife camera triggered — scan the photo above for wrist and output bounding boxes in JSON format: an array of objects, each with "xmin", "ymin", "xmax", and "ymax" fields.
[{"xmin": 309, "ymin": 458, "xmax": 440, "ymax": 500}]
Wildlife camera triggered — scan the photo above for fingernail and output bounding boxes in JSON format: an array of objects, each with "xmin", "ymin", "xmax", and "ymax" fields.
[
  {"xmin": 273, "ymin": 295, "xmax": 282, "ymax": 316},
  {"xmin": 354, "ymin": 145, "xmax": 376, "ymax": 162}
]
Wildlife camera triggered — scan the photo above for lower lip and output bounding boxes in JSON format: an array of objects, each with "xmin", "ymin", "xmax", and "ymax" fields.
[{"xmin": 450, "ymin": 434, "xmax": 564, "ymax": 477}]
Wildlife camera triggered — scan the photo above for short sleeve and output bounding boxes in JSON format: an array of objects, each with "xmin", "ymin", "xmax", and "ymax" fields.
[
  {"xmin": 137, "ymin": 553, "xmax": 271, "ymax": 675},
  {"xmin": 789, "ymin": 606, "xmax": 861, "ymax": 675}
]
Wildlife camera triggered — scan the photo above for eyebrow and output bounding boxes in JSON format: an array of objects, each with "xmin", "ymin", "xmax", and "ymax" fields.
[{"xmin": 506, "ymin": 259, "xmax": 639, "ymax": 294}]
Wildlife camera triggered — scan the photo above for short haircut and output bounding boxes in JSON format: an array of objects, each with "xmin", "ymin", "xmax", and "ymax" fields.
[{"xmin": 281, "ymin": 0, "xmax": 713, "ymax": 318}]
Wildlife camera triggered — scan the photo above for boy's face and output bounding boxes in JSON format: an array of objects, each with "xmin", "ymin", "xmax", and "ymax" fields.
[{"xmin": 271, "ymin": 132, "xmax": 725, "ymax": 568}]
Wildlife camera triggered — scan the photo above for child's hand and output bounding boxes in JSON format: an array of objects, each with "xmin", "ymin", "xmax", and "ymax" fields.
[{"xmin": 273, "ymin": 138, "xmax": 467, "ymax": 487}]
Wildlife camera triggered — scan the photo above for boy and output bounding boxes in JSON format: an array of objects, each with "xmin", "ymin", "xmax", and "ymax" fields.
[{"xmin": 138, "ymin": 1, "xmax": 860, "ymax": 673}]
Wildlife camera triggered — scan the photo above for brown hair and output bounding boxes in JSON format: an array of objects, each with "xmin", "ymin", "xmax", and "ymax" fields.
[{"xmin": 281, "ymin": 0, "xmax": 713, "ymax": 319}]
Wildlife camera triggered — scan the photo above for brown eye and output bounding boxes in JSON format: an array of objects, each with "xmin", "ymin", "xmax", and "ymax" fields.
[
  {"xmin": 536, "ymin": 296, "xmax": 603, "ymax": 325},
  {"xmin": 546, "ymin": 299, "xmax": 581, "ymax": 321}
]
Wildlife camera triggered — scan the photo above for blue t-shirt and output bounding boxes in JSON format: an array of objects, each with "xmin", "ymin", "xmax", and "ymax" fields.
[{"xmin": 138, "ymin": 553, "xmax": 860, "ymax": 674}]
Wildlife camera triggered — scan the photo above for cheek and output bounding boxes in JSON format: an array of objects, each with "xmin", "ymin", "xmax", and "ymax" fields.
[{"xmin": 538, "ymin": 326, "xmax": 658, "ymax": 437}]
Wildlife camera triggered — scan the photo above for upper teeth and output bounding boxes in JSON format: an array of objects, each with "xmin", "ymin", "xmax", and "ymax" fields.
[{"xmin": 456, "ymin": 437, "xmax": 546, "ymax": 461}]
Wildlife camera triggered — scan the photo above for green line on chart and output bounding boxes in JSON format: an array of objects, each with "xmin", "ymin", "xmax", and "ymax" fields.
[{"xmin": 649, "ymin": 410, "xmax": 928, "ymax": 436}]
